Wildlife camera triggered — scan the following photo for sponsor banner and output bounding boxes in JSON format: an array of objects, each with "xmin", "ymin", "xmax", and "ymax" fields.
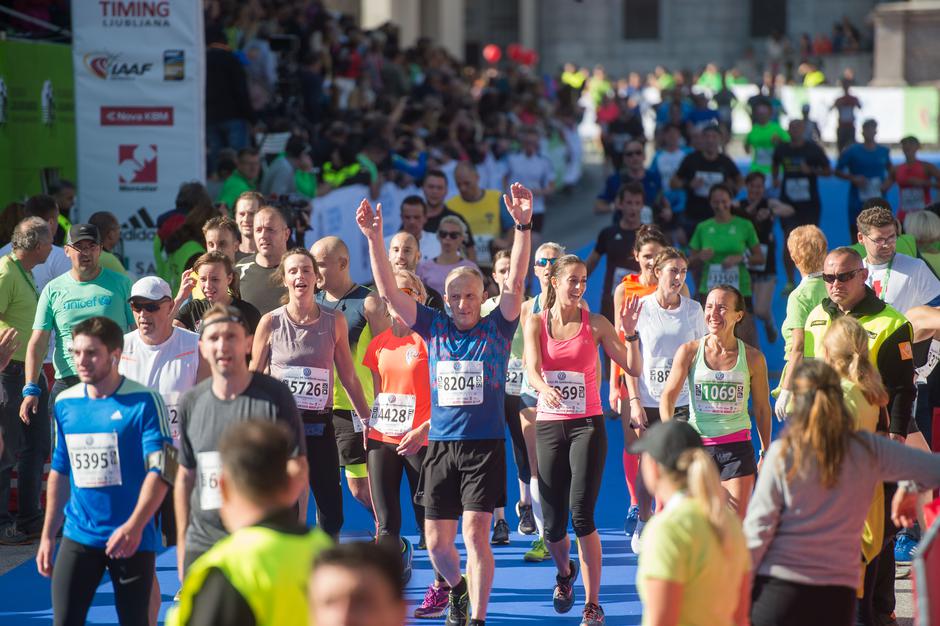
[
  {"xmin": 72, "ymin": 0, "xmax": 204, "ymax": 278},
  {"xmin": 731, "ymin": 85, "xmax": 939, "ymax": 144},
  {"xmin": 0, "ymin": 40, "xmax": 76, "ymax": 206}
]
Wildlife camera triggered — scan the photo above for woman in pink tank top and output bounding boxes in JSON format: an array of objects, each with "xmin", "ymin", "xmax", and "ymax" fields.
[{"xmin": 523, "ymin": 254, "xmax": 642, "ymax": 624}]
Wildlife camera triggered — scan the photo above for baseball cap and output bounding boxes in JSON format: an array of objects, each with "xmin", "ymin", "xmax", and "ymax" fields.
[
  {"xmin": 628, "ymin": 420, "xmax": 704, "ymax": 472},
  {"xmin": 130, "ymin": 276, "xmax": 172, "ymax": 302},
  {"xmin": 67, "ymin": 223, "xmax": 100, "ymax": 246}
]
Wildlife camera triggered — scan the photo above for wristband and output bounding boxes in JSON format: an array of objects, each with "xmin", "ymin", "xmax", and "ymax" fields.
[
  {"xmin": 628, "ymin": 397, "xmax": 641, "ymax": 403},
  {"xmin": 624, "ymin": 333, "xmax": 639, "ymax": 342},
  {"xmin": 22, "ymin": 383, "xmax": 41, "ymax": 398},
  {"xmin": 514, "ymin": 222, "xmax": 533, "ymax": 232}
]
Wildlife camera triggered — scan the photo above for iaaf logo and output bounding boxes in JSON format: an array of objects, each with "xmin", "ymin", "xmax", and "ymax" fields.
[
  {"xmin": 84, "ymin": 52, "xmax": 153, "ymax": 80},
  {"xmin": 118, "ymin": 144, "xmax": 157, "ymax": 190}
]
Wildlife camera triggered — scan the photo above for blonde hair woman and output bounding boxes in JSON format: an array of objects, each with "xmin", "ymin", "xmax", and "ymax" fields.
[
  {"xmin": 774, "ymin": 224, "xmax": 828, "ymax": 420},
  {"xmin": 633, "ymin": 420, "xmax": 750, "ymax": 626}
]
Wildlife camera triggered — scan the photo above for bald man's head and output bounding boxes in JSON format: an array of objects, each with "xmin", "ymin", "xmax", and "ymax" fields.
[
  {"xmin": 311, "ymin": 236, "xmax": 351, "ymax": 292},
  {"xmin": 389, "ymin": 231, "xmax": 420, "ymax": 272},
  {"xmin": 454, "ymin": 162, "xmax": 481, "ymax": 200}
]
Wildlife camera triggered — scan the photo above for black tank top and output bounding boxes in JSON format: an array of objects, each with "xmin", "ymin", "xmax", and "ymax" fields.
[{"xmin": 316, "ymin": 284, "xmax": 371, "ymax": 347}]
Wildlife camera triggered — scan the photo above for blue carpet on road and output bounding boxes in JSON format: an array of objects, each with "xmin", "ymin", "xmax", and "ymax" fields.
[{"xmin": 0, "ymin": 160, "xmax": 922, "ymax": 624}]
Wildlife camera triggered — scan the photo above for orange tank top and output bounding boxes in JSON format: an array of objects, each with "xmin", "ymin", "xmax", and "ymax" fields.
[{"xmin": 613, "ymin": 274, "xmax": 657, "ymax": 383}]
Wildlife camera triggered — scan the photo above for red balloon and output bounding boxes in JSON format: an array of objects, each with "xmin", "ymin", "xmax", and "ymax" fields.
[
  {"xmin": 507, "ymin": 43, "xmax": 523, "ymax": 62},
  {"xmin": 482, "ymin": 44, "xmax": 502, "ymax": 64},
  {"xmin": 522, "ymin": 49, "xmax": 538, "ymax": 66}
]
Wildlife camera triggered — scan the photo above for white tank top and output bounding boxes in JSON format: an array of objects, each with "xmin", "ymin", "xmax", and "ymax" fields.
[
  {"xmin": 119, "ymin": 327, "xmax": 201, "ymax": 444},
  {"xmin": 637, "ymin": 294, "xmax": 706, "ymax": 407}
]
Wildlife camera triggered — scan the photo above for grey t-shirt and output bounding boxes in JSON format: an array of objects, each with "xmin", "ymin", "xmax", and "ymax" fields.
[
  {"xmin": 235, "ymin": 257, "xmax": 287, "ymax": 316},
  {"xmin": 178, "ymin": 373, "xmax": 304, "ymax": 554}
]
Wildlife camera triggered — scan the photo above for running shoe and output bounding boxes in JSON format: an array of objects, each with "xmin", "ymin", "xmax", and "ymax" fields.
[
  {"xmin": 524, "ymin": 537, "xmax": 552, "ymax": 562},
  {"xmin": 445, "ymin": 577, "xmax": 470, "ymax": 626},
  {"xmin": 580, "ymin": 602, "xmax": 606, "ymax": 626},
  {"xmin": 623, "ymin": 505, "xmax": 639, "ymax": 538},
  {"xmin": 491, "ymin": 519, "xmax": 510, "ymax": 545},
  {"xmin": 631, "ymin": 521, "xmax": 646, "ymax": 555},
  {"xmin": 0, "ymin": 525, "xmax": 38, "ymax": 545},
  {"xmin": 401, "ymin": 537, "xmax": 414, "ymax": 585},
  {"xmin": 414, "ymin": 583, "xmax": 449, "ymax": 619},
  {"xmin": 517, "ymin": 503, "xmax": 536, "ymax": 535},
  {"xmin": 553, "ymin": 559, "xmax": 579, "ymax": 613},
  {"xmin": 895, "ymin": 533, "xmax": 919, "ymax": 564}
]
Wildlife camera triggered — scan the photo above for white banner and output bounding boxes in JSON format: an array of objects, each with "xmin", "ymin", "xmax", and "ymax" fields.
[{"xmin": 72, "ymin": 0, "xmax": 205, "ymax": 277}]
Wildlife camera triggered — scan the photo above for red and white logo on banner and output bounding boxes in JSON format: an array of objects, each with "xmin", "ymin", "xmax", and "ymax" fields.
[{"xmin": 118, "ymin": 144, "xmax": 158, "ymax": 184}]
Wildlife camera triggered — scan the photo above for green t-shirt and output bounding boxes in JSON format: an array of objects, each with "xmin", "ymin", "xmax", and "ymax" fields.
[
  {"xmin": 690, "ymin": 216, "xmax": 759, "ymax": 296},
  {"xmin": 781, "ymin": 275, "xmax": 828, "ymax": 359},
  {"xmin": 0, "ymin": 255, "xmax": 40, "ymax": 362},
  {"xmin": 637, "ymin": 495, "xmax": 750, "ymax": 626},
  {"xmin": 217, "ymin": 172, "xmax": 255, "ymax": 212},
  {"xmin": 334, "ymin": 323, "xmax": 374, "ymax": 411},
  {"xmin": 34, "ymin": 268, "xmax": 134, "ymax": 378},
  {"xmin": 99, "ymin": 250, "xmax": 127, "ymax": 275},
  {"xmin": 746, "ymin": 121, "xmax": 790, "ymax": 174}
]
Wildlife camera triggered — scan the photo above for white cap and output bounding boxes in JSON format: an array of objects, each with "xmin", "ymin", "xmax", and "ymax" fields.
[{"xmin": 130, "ymin": 276, "xmax": 172, "ymax": 302}]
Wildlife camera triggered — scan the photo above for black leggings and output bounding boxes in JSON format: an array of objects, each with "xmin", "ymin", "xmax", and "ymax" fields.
[
  {"xmin": 505, "ymin": 394, "xmax": 531, "ymax": 483},
  {"xmin": 304, "ymin": 412, "xmax": 344, "ymax": 538},
  {"xmin": 52, "ymin": 537, "xmax": 155, "ymax": 626},
  {"xmin": 751, "ymin": 575, "xmax": 856, "ymax": 626},
  {"xmin": 367, "ymin": 439, "xmax": 426, "ymax": 547},
  {"xmin": 536, "ymin": 416, "xmax": 607, "ymax": 542}
]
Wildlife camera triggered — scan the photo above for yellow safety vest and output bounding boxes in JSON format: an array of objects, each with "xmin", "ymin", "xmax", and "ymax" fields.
[
  {"xmin": 803, "ymin": 299, "xmax": 909, "ymax": 367},
  {"xmin": 167, "ymin": 526, "xmax": 332, "ymax": 626}
]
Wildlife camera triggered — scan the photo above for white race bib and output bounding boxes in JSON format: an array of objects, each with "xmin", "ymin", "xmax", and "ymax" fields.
[
  {"xmin": 539, "ymin": 370, "xmax": 586, "ymax": 414},
  {"xmin": 645, "ymin": 357, "xmax": 673, "ymax": 399},
  {"xmin": 706, "ymin": 263, "xmax": 740, "ymax": 290},
  {"xmin": 198, "ymin": 451, "xmax": 223, "ymax": 511},
  {"xmin": 693, "ymin": 370, "xmax": 747, "ymax": 415},
  {"xmin": 282, "ymin": 366, "xmax": 331, "ymax": 412},
  {"xmin": 746, "ymin": 243, "xmax": 769, "ymax": 273},
  {"xmin": 163, "ymin": 391, "xmax": 181, "ymax": 445},
  {"xmin": 66, "ymin": 432, "xmax": 121, "ymax": 488},
  {"xmin": 436, "ymin": 361, "xmax": 484, "ymax": 406},
  {"xmin": 506, "ymin": 358, "xmax": 524, "ymax": 396},
  {"xmin": 901, "ymin": 187, "xmax": 926, "ymax": 212},
  {"xmin": 473, "ymin": 235, "xmax": 494, "ymax": 266},
  {"xmin": 371, "ymin": 393, "xmax": 416, "ymax": 436},
  {"xmin": 784, "ymin": 177, "xmax": 811, "ymax": 202},
  {"xmin": 694, "ymin": 171, "xmax": 725, "ymax": 197},
  {"xmin": 859, "ymin": 177, "xmax": 882, "ymax": 201}
]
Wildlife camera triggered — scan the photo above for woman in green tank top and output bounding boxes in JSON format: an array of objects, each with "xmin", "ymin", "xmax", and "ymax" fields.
[{"xmin": 659, "ymin": 285, "xmax": 771, "ymax": 518}]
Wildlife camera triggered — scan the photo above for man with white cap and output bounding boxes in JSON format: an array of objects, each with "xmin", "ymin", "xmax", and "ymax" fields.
[{"xmin": 119, "ymin": 275, "xmax": 208, "ymax": 618}]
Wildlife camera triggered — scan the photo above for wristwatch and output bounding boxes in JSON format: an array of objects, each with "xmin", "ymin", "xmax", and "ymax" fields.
[
  {"xmin": 624, "ymin": 333, "xmax": 639, "ymax": 342},
  {"xmin": 515, "ymin": 222, "xmax": 532, "ymax": 231}
]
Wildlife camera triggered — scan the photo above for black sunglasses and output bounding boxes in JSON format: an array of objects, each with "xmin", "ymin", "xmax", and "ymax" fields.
[
  {"xmin": 821, "ymin": 268, "xmax": 863, "ymax": 284},
  {"xmin": 130, "ymin": 300, "xmax": 168, "ymax": 312},
  {"xmin": 438, "ymin": 231, "xmax": 462, "ymax": 240}
]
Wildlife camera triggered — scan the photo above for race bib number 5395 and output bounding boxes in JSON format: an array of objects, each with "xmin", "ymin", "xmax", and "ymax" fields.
[{"xmin": 66, "ymin": 432, "xmax": 121, "ymax": 488}]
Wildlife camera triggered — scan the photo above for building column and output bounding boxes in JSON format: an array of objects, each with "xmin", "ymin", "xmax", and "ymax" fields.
[
  {"xmin": 870, "ymin": 4, "xmax": 906, "ymax": 86},
  {"xmin": 519, "ymin": 0, "xmax": 537, "ymax": 51},
  {"xmin": 360, "ymin": 0, "xmax": 420, "ymax": 48},
  {"xmin": 435, "ymin": 0, "xmax": 465, "ymax": 60}
]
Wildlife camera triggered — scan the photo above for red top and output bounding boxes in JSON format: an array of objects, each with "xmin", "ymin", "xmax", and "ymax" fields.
[
  {"xmin": 895, "ymin": 161, "xmax": 932, "ymax": 212},
  {"xmin": 362, "ymin": 329, "xmax": 431, "ymax": 445}
]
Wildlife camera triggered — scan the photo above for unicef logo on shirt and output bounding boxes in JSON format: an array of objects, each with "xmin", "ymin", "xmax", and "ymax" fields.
[
  {"xmin": 453, "ymin": 362, "xmax": 462, "ymax": 372},
  {"xmin": 558, "ymin": 372, "xmax": 567, "ymax": 381},
  {"xmin": 99, "ymin": 295, "xmax": 112, "ymax": 306},
  {"xmin": 303, "ymin": 368, "xmax": 311, "ymax": 377},
  {"xmin": 715, "ymin": 372, "xmax": 725, "ymax": 381}
]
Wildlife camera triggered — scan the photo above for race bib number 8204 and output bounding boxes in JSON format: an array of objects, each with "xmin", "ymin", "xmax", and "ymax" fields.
[{"xmin": 436, "ymin": 361, "xmax": 484, "ymax": 406}]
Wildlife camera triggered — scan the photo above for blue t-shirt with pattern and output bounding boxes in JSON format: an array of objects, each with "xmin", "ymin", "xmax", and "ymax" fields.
[{"xmin": 413, "ymin": 303, "xmax": 517, "ymax": 441}]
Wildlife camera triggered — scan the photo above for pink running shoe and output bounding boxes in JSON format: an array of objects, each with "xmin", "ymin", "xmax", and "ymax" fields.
[{"xmin": 413, "ymin": 583, "xmax": 450, "ymax": 619}]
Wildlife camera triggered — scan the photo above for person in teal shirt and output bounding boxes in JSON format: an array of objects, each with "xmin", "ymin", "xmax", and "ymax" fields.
[
  {"xmin": 20, "ymin": 223, "xmax": 134, "ymax": 421},
  {"xmin": 746, "ymin": 102, "xmax": 790, "ymax": 176}
]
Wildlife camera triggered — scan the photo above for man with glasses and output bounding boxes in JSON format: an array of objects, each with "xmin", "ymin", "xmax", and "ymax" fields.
[
  {"xmin": 20, "ymin": 224, "xmax": 134, "ymax": 434},
  {"xmin": 854, "ymin": 204, "xmax": 940, "ymax": 314},
  {"xmin": 235, "ymin": 206, "xmax": 290, "ymax": 315},
  {"xmin": 119, "ymin": 276, "xmax": 209, "ymax": 615}
]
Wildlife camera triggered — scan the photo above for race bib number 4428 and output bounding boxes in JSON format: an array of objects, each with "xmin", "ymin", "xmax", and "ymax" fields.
[{"xmin": 436, "ymin": 361, "xmax": 484, "ymax": 406}]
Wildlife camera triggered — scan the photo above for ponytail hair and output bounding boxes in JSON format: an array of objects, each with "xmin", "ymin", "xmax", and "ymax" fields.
[
  {"xmin": 634, "ymin": 224, "xmax": 669, "ymax": 253},
  {"xmin": 779, "ymin": 360, "xmax": 859, "ymax": 489},
  {"xmin": 544, "ymin": 254, "xmax": 585, "ymax": 310},
  {"xmin": 670, "ymin": 448, "xmax": 734, "ymax": 553},
  {"xmin": 821, "ymin": 317, "xmax": 889, "ymax": 408}
]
